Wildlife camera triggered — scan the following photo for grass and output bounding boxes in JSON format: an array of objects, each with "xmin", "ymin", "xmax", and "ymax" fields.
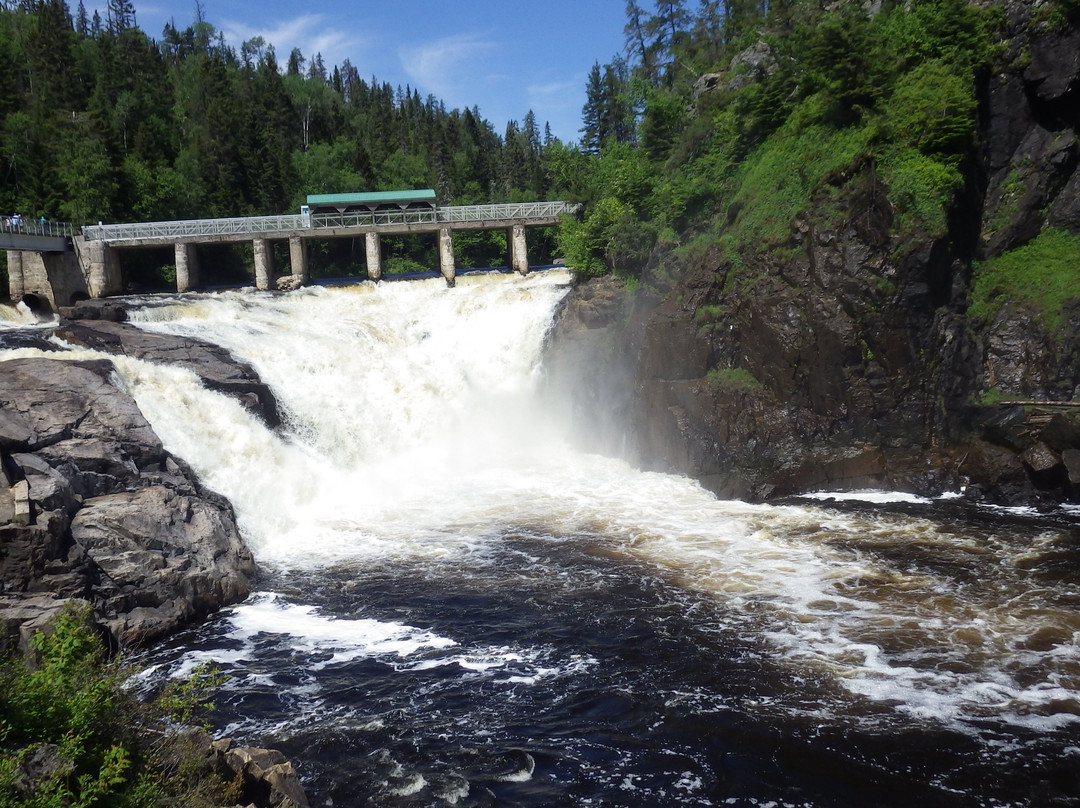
[
  {"xmin": 706, "ymin": 367, "xmax": 762, "ymax": 392},
  {"xmin": 970, "ymin": 227, "xmax": 1080, "ymax": 333}
]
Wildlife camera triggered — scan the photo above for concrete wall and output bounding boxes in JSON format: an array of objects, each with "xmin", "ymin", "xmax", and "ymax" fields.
[
  {"xmin": 16, "ymin": 250, "xmax": 89, "ymax": 310},
  {"xmin": 73, "ymin": 237, "xmax": 122, "ymax": 298}
]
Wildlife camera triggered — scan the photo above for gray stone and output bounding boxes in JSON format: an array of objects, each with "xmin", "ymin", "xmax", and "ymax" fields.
[
  {"xmin": 1020, "ymin": 441, "xmax": 1061, "ymax": 474},
  {"xmin": 1063, "ymin": 449, "xmax": 1080, "ymax": 485},
  {"xmin": 71, "ymin": 485, "xmax": 255, "ymax": 646},
  {"xmin": 0, "ymin": 355, "xmax": 258, "ymax": 648}
]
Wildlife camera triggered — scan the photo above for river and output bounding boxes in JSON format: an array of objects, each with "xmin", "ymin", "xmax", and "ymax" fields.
[{"xmin": 22, "ymin": 270, "xmax": 1080, "ymax": 805}]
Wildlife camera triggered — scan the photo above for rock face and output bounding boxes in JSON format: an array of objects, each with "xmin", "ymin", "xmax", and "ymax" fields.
[
  {"xmin": 0, "ymin": 323, "xmax": 264, "ymax": 650},
  {"xmin": 56, "ymin": 319, "xmax": 280, "ymax": 427},
  {"xmin": 546, "ymin": 4, "xmax": 1080, "ymax": 506}
]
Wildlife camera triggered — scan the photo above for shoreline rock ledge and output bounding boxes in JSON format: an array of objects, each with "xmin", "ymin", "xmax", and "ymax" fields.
[{"xmin": 0, "ymin": 319, "xmax": 265, "ymax": 652}]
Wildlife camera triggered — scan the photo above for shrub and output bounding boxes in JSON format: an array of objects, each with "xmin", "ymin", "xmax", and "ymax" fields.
[
  {"xmin": 886, "ymin": 59, "xmax": 976, "ymax": 156},
  {"xmin": 0, "ymin": 603, "xmax": 233, "ymax": 808},
  {"xmin": 878, "ymin": 149, "xmax": 962, "ymax": 240}
]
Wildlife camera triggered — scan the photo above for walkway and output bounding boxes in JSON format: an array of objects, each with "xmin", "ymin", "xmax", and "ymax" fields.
[{"xmin": 0, "ymin": 219, "xmax": 76, "ymax": 252}]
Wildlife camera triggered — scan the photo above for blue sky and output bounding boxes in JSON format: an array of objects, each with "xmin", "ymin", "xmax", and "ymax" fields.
[{"xmin": 101, "ymin": 1, "xmax": 629, "ymax": 144}]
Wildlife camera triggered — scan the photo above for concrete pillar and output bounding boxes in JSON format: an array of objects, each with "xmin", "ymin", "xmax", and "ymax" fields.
[
  {"xmin": 6, "ymin": 250, "xmax": 24, "ymax": 300},
  {"xmin": 175, "ymin": 242, "xmax": 199, "ymax": 293},
  {"xmin": 510, "ymin": 224, "xmax": 529, "ymax": 275},
  {"xmin": 365, "ymin": 232, "xmax": 382, "ymax": 281},
  {"xmin": 253, "ymin": 238, "xmax": 274, "ymax": 291},
  {"xmin": 73, "ymin": 237, "xmax": 122, "ymax": 298},
  {"xmin": 289, "ymin": 236, "xmax": 309, "ymax": 286},
  {"xmin": 438, "ymin": 228, "xmax": 455, "ymax": 287}
]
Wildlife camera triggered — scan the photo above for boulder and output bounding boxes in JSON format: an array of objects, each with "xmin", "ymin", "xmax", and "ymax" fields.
[
  {"xmin": 212, "ymin": 739, "xmax": 310, "ymax": 808},
  {"xmin": 71, "ymin": 485, "xmax": 255, "ymax": 647},
  {"xmin": 0, "ymin": 358, "xmax": 163, "ymax": 462},
  {"xmin": 0, "ymin": 356, "xmax": 257, "ymax": 649}
]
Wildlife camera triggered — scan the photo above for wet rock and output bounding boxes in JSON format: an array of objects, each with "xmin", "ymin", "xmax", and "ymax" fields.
[
  {"xmin": 58, "ymin": 300, "xmax": 128, "ymax": 321},
  {"xmin": 1020, "ymin": 441, "xmax": 1061, "ymax": 474},
  {"xmin": 276, "ymin": 274, "xmax": 304, "ymax": 292},
  {"xmin": 55, "ymin": 320, "xmax": 280, "ymax": 427},
  {"xmin": 1063, "ymin": 448, "xmax": 1080, "ymax": 485}
]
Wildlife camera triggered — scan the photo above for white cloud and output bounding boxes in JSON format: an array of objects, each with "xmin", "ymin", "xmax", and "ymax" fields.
[
  {"xmin": 219, "ymin": 13, "xmax": 363, "ymax": 69},
  {"xmin": 399, "ymin": 32, "xmax": 498, "ymax": 100}
]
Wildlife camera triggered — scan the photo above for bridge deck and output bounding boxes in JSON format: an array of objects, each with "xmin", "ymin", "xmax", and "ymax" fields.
[
  {"xmin": 81, "ymin": 201, "xmax": 578, "ymax": 247},
  {"xmin": 1, "ymin": 221, "xmax": 76, "ymax": 251}
]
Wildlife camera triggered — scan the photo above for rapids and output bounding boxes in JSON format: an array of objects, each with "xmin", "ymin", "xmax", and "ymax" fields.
[{"xmin": 5, "ymin": 270, "xmax": 1080, "ymax": 805}]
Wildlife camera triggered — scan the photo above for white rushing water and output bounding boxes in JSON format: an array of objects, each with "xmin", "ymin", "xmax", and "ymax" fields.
[{"xmin": 5, "ymin": 270, "xmax": 1080, "ymax": 736}]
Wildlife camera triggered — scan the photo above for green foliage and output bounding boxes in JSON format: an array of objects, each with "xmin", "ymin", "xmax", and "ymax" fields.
[
  {"xmin": 886, "ymin": 59, "xmax": 976, "ymax": 155},
  {"xmin": 0, "ymin": 602, "xmax": 232, "ymax": 808},
  {"xmin": 290, "ymin": 138, "xmax": 365, "ymax": 206},
  {"xmin": 1043, "ymin": 0, "xmax": 1080, "ymax": 28},
  {"xmin": 878, "ymin": 149, "xmax": 962, "ymax": 240},
  {"xmin": 970, "ymin": 228, "xmax": 1080, "ymax": 333},
  {"xmin": 974, "ymin": 387, "xmax": 1014, "ymax": 406},
  {"xmin": 384, "ymin": 255, "xmax": 428, "ymax": 275},
  {"xmin": 724, "ymin": 101, "xmax": 874, "ymax": 250},
  {"xmin": 562, "ymin": 0, "xmax": 999, "ymax": 281},
  {"xmin": 706, "ymin": 367, "xmax": 762, "ymax": 392},
  {"xmin": 639, "ymin": 87, "xmax": 687, "ymax": 161}
]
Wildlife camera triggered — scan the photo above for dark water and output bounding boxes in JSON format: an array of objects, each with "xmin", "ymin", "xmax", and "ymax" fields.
[{"xmin": 139, "ymin": 521, "xmax": 1080, "ymax": 807}]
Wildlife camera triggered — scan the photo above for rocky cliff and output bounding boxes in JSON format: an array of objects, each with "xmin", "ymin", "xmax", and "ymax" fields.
[
  {"xmin": 546, "ymin": 2, "xmax": 1080, "ymax": 505},
  {"xmin": 0, "ymin": 310, "xmax": 275, "ymax": 650}
]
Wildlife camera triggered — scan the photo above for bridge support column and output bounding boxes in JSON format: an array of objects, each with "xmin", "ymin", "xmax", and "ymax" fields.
[
  {"xmin": 508, "ymin": 224, "xmax": 529, "ymax": 275},
  {"xmin": 174, "ymin": 242, "xmax": 199, "ymax": 292},
  {"xmin": 289, "ymin": 236, "xmax": 309, "ymax": 286},
  {"xmin": 365, "ymin": 232, "xmax": 381, "ymax": 281},
  {"xmin": 73, "ymin": 237, "xmax": 122, "ymax": 298},
  {"xmin": 438, "ymin": 228, "xmax": 455, "ymax": 287},
  {"xmin": 6, "ymin": 250, "xmax": 24, "ymax": 301},
  {"xmin": 253, "ymin": 238, "xmax": 274, "ymax": 291}
]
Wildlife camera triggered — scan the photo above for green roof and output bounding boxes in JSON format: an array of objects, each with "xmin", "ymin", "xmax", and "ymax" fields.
[{"xmin": 306, "ymin": 189, "xmax": 436, "ymax": 205}]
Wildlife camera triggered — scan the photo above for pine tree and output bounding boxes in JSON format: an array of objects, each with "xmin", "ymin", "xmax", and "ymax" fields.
[
  {"xmin": 580, "ymin": 62, "xmax": 605, "ymax": 153},
  {"xmin": 107, "ymin": 0, "xmax": 135, "ymax": 33},
  {"xmin": 75, "ymin": 0, "xmax": 88, "ymax": 35},
  {"xmin": 286, "ymin": 47, "xmax": 303, "ymax": 76}
]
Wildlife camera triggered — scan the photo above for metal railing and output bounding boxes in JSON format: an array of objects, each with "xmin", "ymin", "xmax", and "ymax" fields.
[
  {"xmin": 313, "ymin": 209, "xmax": 438, "ymax": 229},
  {"xmin": 437, "ymin": 201, "xmax": 577, "ymax": 223},
  {"xmin": 83, "ymin": 214, "xmax": 306, "ymax": 242},
  {"xmin": 1, "ymin": 218, "xmax": 78, "ymax": 239},
  {"xmin": 80, "ymin": 201, "xmax": 580, "ymax": 244}
]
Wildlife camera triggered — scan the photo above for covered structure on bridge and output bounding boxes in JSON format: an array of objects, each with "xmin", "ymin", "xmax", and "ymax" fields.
[{"xmin": 305, "ymin": 190, "xmax": 437, "ymax": 215}]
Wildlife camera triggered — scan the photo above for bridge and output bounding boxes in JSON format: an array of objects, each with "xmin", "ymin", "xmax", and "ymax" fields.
[
  {"xmin": 1, "ymin": 220, "xmax": 77, "ymax": 252},
  {"xmin": 4, "ymin": 200, "xmax": 578, "ymax": 311}
]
